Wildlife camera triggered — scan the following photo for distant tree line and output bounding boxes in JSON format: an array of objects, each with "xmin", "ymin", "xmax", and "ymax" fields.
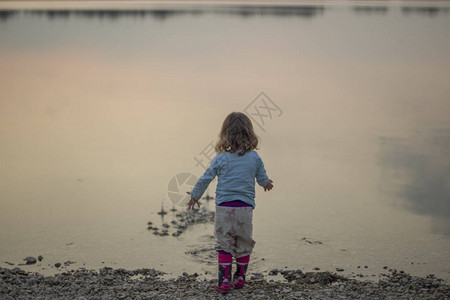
[{"xmin": 0, "ymin": 6, "xmax": 448, "ymax": 22}]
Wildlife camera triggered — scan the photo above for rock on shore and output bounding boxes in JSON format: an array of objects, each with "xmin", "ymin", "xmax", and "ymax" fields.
[{"xmin": 0, "ymin": 266, "xmax": 449, "ymax": 299}]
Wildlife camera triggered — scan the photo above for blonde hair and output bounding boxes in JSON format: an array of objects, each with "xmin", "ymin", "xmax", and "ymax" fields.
[{"xmin": 215, "ymin": 112, "xmax": 258, "ymax": 156}]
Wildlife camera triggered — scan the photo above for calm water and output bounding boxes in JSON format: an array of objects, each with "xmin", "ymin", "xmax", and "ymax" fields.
[{"xmin": 1, "ymin": 1, "xmax": 449, "ymax": 281}]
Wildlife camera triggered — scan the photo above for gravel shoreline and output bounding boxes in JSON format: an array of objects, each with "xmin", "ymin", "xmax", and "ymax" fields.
[{"xmin": 1, "ymin": 266, "xmax": 449, "ymax": 299}]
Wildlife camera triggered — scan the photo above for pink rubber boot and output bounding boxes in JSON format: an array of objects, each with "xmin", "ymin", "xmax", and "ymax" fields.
[
  {"xmin": 215, "ymin": 252, "xmax": 232, "ymax": 294},
  {"xmin": 232, "ymin": 255, "xmax": 249, "ymax": 289}
]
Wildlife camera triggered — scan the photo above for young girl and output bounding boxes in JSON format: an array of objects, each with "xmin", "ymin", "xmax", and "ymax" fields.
[{"xmin": 188, "ymin": 112, "xmax": 273, "ymax": 294}]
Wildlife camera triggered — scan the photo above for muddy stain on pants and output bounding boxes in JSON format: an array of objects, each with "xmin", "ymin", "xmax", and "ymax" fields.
[{"xmin": 214, "ymin": 206, "xmax": 255, "ymax": 258}]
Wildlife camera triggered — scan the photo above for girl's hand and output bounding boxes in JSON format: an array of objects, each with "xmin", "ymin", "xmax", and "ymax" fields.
[
  {"xmin": 187, "ymin": 192, "xmax": 200, "ymax": 210},
  {"xmin": 263, "ymin": 179, "xmax": 274, "ymax": 191}
]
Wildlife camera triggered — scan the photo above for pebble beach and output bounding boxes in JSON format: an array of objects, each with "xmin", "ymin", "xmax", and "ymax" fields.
[{"xmin": 1, "ymin": 266, "xmax": 449, "ymax": 299}]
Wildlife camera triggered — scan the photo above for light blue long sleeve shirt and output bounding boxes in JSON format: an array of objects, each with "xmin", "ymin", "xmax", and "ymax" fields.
[{"xmin": 190, "ymin": 150, "xmax": 269, "ymax": 208}]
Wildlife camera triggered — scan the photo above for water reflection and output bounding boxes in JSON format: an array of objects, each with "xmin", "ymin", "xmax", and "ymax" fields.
[
  {"xmin": 352, "ymin": 6, "xmax": 389, "ymax": 15},
  {"xmin": 402, "ymin": 6, "xmax": 450, "ymax": 17},
  {"xmin": 27, "ymin": 9, "xmax": 202, "ymax": 21},
  {"xmin": 0, "ymin": 10, "xmax": 18, "ymax": 22},
  {"xmin": 378, "ymin": 130, "xmax": 450, "ymax": 234},
  {"xmin": 218, "ymin": 5, "xmax": 324, "ymax": 18},
  {"xmin": 0, "ymin": 6, "xmax": 326, "ymax": 22}
]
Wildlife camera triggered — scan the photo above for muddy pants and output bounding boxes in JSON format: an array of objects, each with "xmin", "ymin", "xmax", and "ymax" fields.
[{"xmin": 214, "ymin": 206, "xmax": 255, "ymax": 258}]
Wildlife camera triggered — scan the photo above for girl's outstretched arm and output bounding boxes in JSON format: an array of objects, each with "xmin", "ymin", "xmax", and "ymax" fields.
[
  {"xmin": 187, "ymin": 192, "xmax": 200, "ymax": 210},
  {"xmin": 263, "ymin": 179, "xmax": 274, "ymax": 191},
  {"xmin": 256, "ymin": 154, "xmax": 270, "ymax": 187},
  {"xmin": 189, "ymin": 155, "xmax": 222, "ymax": 209}
]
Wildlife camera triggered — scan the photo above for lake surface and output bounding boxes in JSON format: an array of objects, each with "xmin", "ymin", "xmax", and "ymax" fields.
[{"xmin": 1, "ymin": 1, "xmax": 449, "ymax": 281}]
